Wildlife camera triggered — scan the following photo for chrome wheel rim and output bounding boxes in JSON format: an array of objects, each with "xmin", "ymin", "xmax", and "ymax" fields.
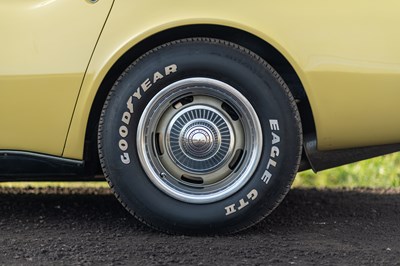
[{"xmin": 137, "ymin": 78, "xmax": 262, "ymax": 204}]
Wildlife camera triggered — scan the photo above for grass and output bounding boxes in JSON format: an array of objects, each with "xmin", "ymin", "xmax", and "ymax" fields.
[
  {"xmin": 293, "ymin": 152, "xmax": 400, "ymax": 188},
  {"xmin": 0, "ymin": 181, "xmax": 109, "ymax": 189},
  {"xmin": 1, "ymin": 153, "xmax": 399, "ymax": 189}
]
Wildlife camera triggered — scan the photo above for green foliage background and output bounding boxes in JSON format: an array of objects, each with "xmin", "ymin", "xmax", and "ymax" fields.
[{"xmin": 293, "ymin": 152, "xmax": 400, "ymax": 188}]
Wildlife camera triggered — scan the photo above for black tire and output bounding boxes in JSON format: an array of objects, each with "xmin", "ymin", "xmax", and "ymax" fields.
[{"xmin": 98, "ymin": 38, "xmax": 302, "ymax": 234}]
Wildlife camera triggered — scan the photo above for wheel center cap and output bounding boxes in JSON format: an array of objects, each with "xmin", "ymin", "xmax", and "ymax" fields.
[
  {"xmin": 187, "ymin": 128, "xmax": 212, "ymax": 148},
  {"xmin": 182, "ymin": 125, "xmax": 216, "ymax": 158},
  {"xmin": 166, "ymin": 105, "xmax": 234, "ymax": 174},
  {"xmin": 192, "ymin": 133, "xmax": 206, "ymax": 145}
]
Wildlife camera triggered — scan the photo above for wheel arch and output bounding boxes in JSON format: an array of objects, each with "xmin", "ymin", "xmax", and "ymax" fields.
[{"xmin": 81, "ymin": 24, "xmax": 315, "ymax": 173}]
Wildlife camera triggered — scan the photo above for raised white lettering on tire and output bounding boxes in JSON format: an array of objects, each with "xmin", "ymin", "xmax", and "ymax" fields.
[{"xmin": 225, "ymin": 189, "xmax": 259, "ymax": 215}]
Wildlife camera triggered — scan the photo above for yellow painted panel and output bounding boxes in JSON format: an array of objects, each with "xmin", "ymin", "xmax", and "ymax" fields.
[
  {"xmin": 0, "ymin": 74, "xmax": 80, "ymax": 153},
  {"xmin": 306, "ymin": 64, "xmax": 400, "ymax": 150},
  {"xmin": 64, "ymin": 0, "xmax": 400, "ymax": 158},
  {"xmin": 0, "ymin": 0, "xmax": 113, "ymax": 155}
]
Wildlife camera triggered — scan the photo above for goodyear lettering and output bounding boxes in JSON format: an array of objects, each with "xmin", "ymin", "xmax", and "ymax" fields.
[
  {"xmin": 153, "ymin": 71, "xmax": 164, "ymax": 83},
  {"xmin": 118, "ymin": 64, "xmax": 178, "ymax": 164},
  {"xmin": 132, "ymin": 87, "xmax": 142, "ymax": 100},
  {"xmin": 126, "ymin": 98, "xmax": 134, "ymax": 113},
  {"xmin": 122, "ymin": 112, "xmax": 131, "ymax": 125},
  {"xmin": 141, "ymin": 78, "xmax": 152, "ymax": 92},
  {"xmin": 119, "ymin": 125, "xmax": 128, "ymax": 138}
]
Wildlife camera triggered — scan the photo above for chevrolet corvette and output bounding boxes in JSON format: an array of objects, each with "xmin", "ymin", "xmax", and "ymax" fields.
[{"xmin": 1, "ymin": 0, "xmax": 399, "ymax": 234}]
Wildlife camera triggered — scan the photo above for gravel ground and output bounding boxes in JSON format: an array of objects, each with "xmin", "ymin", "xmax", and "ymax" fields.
[{"xmin": 0, "ymin": 186, "xmax": 399, "ymax": 265}]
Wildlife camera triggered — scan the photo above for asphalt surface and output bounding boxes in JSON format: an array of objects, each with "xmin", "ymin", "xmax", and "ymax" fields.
[{"xmin": 0, "ymin": 186, "xmax": 399, "ymax": 265}]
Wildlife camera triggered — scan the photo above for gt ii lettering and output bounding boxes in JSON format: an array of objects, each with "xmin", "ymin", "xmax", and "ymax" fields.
[
  {"xmin": 261, "ymin": 119, "xmax": 281, "ymax": 184},
  {"xmin": 118, "ymin": 64, "xmax": 178, "ymax": 164},
  {"xmin": 225, "ymin": 189, "xmax": 258, "ymax": 216}
]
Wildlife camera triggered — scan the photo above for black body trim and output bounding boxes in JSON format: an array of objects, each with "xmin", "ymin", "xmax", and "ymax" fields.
[
  {"xmin": 0, "ymin": 151, "xmax": 100, "ymax": 180},
  {"xmin": 302, "ymin": 134, "xmax": 400, "ymax": 172}
]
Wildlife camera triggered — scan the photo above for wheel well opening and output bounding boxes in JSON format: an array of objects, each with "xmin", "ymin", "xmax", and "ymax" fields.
[{"xmin": 84, "ymin": 24, "xmax": 316, "ymax": 174}]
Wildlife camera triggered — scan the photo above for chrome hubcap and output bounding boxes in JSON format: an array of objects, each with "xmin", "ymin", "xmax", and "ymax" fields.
[{"xmin": 137, "ymin": 78, "xmax": 262, "ymax": 204}]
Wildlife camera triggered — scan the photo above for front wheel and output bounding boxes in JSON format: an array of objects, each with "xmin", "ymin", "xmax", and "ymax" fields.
[{"xmin": 98, "ymin": 38, "xmax": 302, "ymax": 234}]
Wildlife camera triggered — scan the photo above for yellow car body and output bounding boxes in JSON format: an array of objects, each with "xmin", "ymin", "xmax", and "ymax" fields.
[
  {"xmin": 1, "ymin": 0, "xmax": 399, "ymax": 233},
  {"xmin": 1, "ymin": 1, "xmax": 400, "ymax": 158}
]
